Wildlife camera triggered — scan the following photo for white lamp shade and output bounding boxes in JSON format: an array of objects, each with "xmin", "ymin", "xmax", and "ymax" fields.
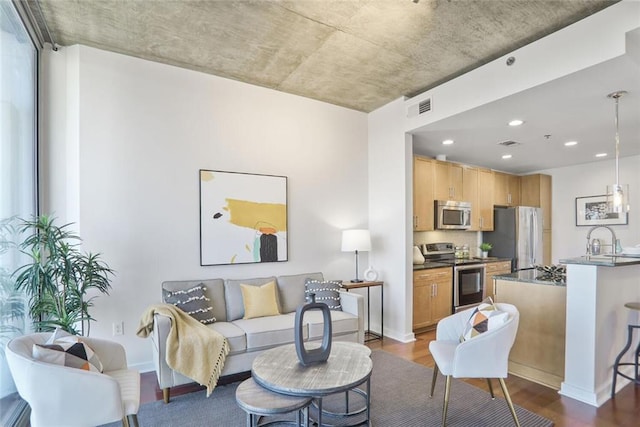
[{"xmin": 341, "ymin": 229, "xmax": 371, "ymax": 252}]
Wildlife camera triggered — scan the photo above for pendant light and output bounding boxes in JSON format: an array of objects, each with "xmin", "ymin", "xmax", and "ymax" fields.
[{"xmin": 605, "ymin": 90, "xmax": 629, "ymax": 214}]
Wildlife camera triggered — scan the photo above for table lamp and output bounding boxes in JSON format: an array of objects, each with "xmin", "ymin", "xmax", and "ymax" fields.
[{"xmin": 341, "ymin": 229, "xmax": 371, "ymax": 283}]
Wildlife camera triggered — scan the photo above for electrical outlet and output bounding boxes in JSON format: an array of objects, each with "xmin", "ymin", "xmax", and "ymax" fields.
[{"xmin": 112, "ymin": 321, "xmax": 124, "ymax": 336}]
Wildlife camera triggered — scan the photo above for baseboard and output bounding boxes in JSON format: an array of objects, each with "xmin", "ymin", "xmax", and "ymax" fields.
[{"xmin": 508, "ymin": 360, "xmax": 562, "ymax": 390}]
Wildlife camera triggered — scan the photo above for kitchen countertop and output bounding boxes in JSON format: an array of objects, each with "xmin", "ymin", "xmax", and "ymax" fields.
[
  {"xmin": 412, "ymin": 257, "xmax": 511, "ymax": 271},
  {"xmin": 494, "ymin": 269, "xmax": 566, "ymax": 286},
  {"xmin": 559, "ymin": 254, "xmax": 640, "ymax": 267}
]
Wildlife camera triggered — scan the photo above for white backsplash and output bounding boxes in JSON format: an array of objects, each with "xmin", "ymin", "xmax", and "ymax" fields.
[{"xmin": 414, "ymin": 231, "xmax": 482, "ymax": 257}]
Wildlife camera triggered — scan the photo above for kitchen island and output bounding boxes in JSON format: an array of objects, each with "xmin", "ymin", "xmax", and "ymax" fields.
[
  {"xmin": 557, "ymin": 255, "xmax": 640, "ymax": 407},
  {"xmin": 494, "ymin": 269, "xmax": 566, "ymax": 389}
]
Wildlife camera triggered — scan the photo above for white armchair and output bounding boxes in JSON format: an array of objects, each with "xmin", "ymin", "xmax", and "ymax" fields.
[
  {"xmin": 429, "ymin": 303, "xmax": 520, "ymax": 427},
  {"xmin": 6, "ymin": 332, "xmax": 140, "ymax": 427}
]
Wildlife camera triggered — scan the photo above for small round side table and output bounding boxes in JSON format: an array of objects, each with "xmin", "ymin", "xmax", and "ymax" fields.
[{"xmin": 611, "ymin": 302, "xmax": 640, "ymax": 398}]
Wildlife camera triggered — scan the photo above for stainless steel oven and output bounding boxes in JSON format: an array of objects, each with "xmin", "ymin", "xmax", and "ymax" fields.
[{"xmin": 454, "ymin": 263, "xmax": 486, "ymax": 311}]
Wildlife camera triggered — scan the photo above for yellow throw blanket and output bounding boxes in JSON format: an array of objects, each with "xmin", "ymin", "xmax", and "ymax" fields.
[{"xmin": 137, "ymin": 303, "xmax": 229, "ymax": 397}]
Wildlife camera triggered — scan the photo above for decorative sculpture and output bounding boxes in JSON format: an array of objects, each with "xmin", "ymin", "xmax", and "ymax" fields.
[{"xmin": 294, "ymin": 293, "xmax": 332, "ymax": 366}]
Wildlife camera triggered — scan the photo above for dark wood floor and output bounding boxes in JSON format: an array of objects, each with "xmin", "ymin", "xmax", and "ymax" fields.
[{"xmin": 141, "ymin": 330, "xmax": 640, "ymax": 426}]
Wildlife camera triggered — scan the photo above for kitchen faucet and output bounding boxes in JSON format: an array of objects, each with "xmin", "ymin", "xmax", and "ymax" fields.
[{"xmin": 586, "ymin": 225, "xmax": 618, "ymax": 255}]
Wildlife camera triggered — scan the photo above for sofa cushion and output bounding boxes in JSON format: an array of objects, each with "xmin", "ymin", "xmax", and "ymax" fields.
[
  {"xmin": 304, "ymin": 309, "xmax": 359, "ymax": 339},
  {"xmin": 224, "ymin": 276, "xmax": 278, "ymax": 321},
  {"xmin": 305, "ymin": 279, "xmax": 343, "ymax": 310},
  {"xmin": 240, "ymin": 281, "xmax": 281, "ymax": 319},
  {"xmin": 233, "ymin": 313, "xmax": 305, "ymax": 351},
  {"xmin": 163, "ymin": 279, "xmax": 227, "ymax": 322},
  {"xmin": 210, "ymin": 322, "xmax": 247, "ymax": 355},
  {"xmin": 163, "ymin": 284, "xmax": 216, "ymax": 324},
  {"xmin": 276, "ymin": 272, "xmax": 324, "ymax": 314},
  {"xmin": 33, "ymin": 336, "xmax": 103, "ymax": 373}
]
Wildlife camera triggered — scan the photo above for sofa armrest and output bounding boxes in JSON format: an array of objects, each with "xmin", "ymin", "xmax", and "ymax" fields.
[
  {"xmin": 339, "ymin": 291, "xmax": 365, "ymax": 344},
  {"xmin": 151, "ymin": 313, "xmax": 174, "ymax": 389}
]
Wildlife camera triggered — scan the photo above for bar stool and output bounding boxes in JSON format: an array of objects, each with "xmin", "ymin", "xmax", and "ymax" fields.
[
  {"xmin": 235, "ymin": 377, "xmax": 312, "ymax": 427},
  {"xmin": 611, "ymin": 302, "xmax": 640, "ymax": 398}
]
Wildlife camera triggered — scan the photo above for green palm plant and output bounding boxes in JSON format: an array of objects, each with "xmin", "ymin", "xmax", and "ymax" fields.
[{"xmin": 13, "ymin": 215, "xmax": 113, "ymax": 336}]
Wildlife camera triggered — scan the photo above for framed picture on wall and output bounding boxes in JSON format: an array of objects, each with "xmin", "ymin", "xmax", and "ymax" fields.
[
  {"xmin": 575, "ymin": 194, "xmax": 628, "ymax": 226},
  {"xmin": 199, "ymin": 169, "xmax": 288, "ymax": 266}
]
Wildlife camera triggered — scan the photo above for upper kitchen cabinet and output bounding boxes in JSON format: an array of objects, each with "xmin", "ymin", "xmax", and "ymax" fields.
[
  {"xmin": 494, "ymin": 171, "xmax": 521, "ymax": 206},
  {"xmin": 434, "ymin": 160, "xmax": 464, "ymax": 201},
  {"xmin": 520, "ymin": 174, "xmax": 552, "ymax": 231},
  {"xmin": 413, "ymin": 156, "xmax": 434, "ymax": 231},
  {"xmin": 462, "ymin": 166, "xmax": 494, "ymax": 231}
]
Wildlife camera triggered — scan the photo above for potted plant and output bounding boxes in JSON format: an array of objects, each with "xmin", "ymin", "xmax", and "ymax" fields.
[
  {"xmin": 479, "ymin": 242, "xmax": 493, "ymax": 258},
  {"xmin": 12, "ymin": 215, "xmax": 113, "ymax": 336}
]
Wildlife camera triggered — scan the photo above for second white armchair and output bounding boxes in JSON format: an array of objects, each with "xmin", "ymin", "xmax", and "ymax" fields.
[{"xmin": 429, "ymin": 302, "xmax": 521, "ymax": 427}]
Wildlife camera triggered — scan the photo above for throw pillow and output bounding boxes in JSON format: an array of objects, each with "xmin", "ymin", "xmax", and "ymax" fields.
[
  {"xmin": 163, "ymin": 284, "xmax": 216, "ymax": 324},
  {"xmin": 46, "ymin": 327, "xmax": 73, "ymax": 344},
  {"xmin": 33, "ymin": 336, "xmax": 103, "ymax": 373},
  {"xmin": 240, "ymin": 281, "xmax": 281, "ymax": 319},
  {"xmin": 304, "ymin": 279, "xmax": 343, "ymax": 311},
  {"xmin": 461, "ymin": 297, "xmax": 509, "ymax": 341}
]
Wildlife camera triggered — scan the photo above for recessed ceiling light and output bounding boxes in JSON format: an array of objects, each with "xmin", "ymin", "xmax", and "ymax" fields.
[
  {"xmin": 595, "ymin": 153, "xmax": 608, "ymax": 158},
  {"xmin": 502, "ymin": 154, "xmax": 512, "ymax": 159},
  {"xmin": 508, "ymin": 120, "xmax": 524, "ymax": 127},
  {"xmin": 442, "ymin": 139, "xmax": 454, "ymax": 145},
  {"xmin": 564, "ymin": 141, "xmax": 578, "ymax": 146}
]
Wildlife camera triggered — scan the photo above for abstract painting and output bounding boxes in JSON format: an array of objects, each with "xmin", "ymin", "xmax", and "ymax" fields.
[{"xmin": 200, "ymin": 170, "xmax": 288, "ymax": 265}]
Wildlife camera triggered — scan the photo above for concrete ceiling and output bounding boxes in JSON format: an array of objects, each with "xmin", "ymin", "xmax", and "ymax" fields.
[{"xmin": 30, "ymin": 0, "xmax": 618, "ymax": 113}]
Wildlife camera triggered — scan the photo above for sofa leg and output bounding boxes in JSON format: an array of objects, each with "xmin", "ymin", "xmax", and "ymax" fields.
[{"xmin": 163, "ymin": 387, "xmax": 170, "ymax": 404}]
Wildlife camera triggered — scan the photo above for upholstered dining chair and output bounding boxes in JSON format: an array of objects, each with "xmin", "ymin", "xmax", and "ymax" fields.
[
  {"xmin": 429, "ymin": 302, "xmax": 520, "ymax": 427},
  {"xmin": 6, "ymin": 332, "xmax": 140, "ymax": 427}
]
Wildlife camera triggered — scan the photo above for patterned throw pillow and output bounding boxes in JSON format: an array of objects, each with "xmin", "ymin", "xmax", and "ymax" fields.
[
  {"xmin": 240, "ymin": 281, "xmax": 281, "ymax": 319},
  {"xmin": 163, "ymin": 284, "xmax": 216, "ymax": 324},
  {"xmin": 33, "ymin": 336, "xmax": 103, "ymax": 373},
  {"xmin": 461, "ymin": 297, "xmax": 509, "ymax": 341},
  {"xmin": 304, "ymin": 279, "xmax": 343, "ymax": 311}
]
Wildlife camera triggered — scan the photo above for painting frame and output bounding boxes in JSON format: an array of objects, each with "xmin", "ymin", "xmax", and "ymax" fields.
[
  {"xmin": 199, "ymin": 169, "xmax": 288, "ymax": 266},
  {"xmin": 575, "ymin": 194, "xmax": 628, "ymax": 227}
]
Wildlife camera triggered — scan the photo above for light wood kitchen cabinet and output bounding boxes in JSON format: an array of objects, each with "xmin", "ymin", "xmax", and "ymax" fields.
[
  {"xmin": 493, "ymin": 171, "xmax": 520, "ymax": 206},
  {"xmin": 413, "ymin": 156, "xmax": 434, "ymax": 231},
  {"xmin": 434, "ymin": 161, "xmax": 464, "ymax": 201},
  {"xmin": 520, "ymin": 174, "xmax": 552, "ymax": 230},
  {"xmin": 484, "ymin": 260, "xmax": 512, "ymax": 300},
  {"xmin": 413, "ymin": 267, "xmax": 453, "ymax": 331},
  {"xmin": 464, "ymin": 167, "xmax": 494, "ymax": 230}
]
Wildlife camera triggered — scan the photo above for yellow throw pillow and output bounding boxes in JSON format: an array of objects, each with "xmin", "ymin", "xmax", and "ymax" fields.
[{"xmin": 240, "ymin": 281, "xmax": 281, "ymax": 319}]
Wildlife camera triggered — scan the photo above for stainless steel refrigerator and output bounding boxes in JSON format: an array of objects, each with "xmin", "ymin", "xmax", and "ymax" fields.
[{"xmin": 483, "ymin": 206, "xmax": 543, "ymax": 271}]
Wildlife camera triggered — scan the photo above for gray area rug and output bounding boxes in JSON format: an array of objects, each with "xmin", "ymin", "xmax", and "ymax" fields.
[{"xmin": 109, "ymin": 350, "xmax": 553, "ymax": 426}]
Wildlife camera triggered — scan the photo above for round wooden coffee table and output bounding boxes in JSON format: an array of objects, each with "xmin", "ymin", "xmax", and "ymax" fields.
[{"xmin": 252, "ymin": 342, "xmax": 372, "ymax": 426}]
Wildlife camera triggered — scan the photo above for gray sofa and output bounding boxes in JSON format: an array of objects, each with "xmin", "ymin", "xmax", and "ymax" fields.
[{"xmin": 151, "ymin": 272, "xmax": 364, "ymax": 402}]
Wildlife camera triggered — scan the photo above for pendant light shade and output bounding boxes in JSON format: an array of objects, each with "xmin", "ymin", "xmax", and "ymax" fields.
[{"xmin": 605, "ymin": 91, "xmax": 630, "ymax": 214}]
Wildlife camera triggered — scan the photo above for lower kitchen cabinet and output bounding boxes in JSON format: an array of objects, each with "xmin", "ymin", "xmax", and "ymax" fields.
[
  {"xmin": 484, "ymin": 260, "xmax": 512, "ymax": 300},
  {"xmin": 413, "ymin": 267, "xmax": 453, "ymax": 331}
]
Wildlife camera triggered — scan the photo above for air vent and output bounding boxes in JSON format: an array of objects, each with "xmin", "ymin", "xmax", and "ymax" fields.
[
  {"xmin": 418, "ymin": 98, "xmax": 432, "ymax": 114},
  {"xmin": 498, "ymin": 140, "xmax": 521, "ymax": 147}
]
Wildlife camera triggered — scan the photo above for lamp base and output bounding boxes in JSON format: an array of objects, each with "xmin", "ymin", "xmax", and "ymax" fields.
[{"xmin": 350, "ymin": 279, "xmax": 363, "ymax": 283}]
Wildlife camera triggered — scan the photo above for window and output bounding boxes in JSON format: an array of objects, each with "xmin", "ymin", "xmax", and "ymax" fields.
[{"xmin": 0, "ymin": 0, "xmax": 38, "ymax": 424}]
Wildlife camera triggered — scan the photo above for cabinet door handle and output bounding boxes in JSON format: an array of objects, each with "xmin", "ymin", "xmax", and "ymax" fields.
[{"xmin": 433, "ymin": 283, "xmax": 437, "ymax": 296}]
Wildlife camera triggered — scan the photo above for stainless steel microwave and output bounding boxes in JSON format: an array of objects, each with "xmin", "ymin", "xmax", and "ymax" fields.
[{"xmin": 435, "ymin": 200, "xmax": 472, "ymax": 230}]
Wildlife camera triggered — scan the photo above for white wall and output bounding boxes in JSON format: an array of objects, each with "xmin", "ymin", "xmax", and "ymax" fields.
[
  {"xmin": 368, "ymin": 98, "xmax": 414, "ymax": 342},
  {"xmin": 540, "ymin": 155, "xmax": 640, "ymax": 261},
  {"xmin": 41, "ymin": 45, "xmax": 368, "ymax": 370}
]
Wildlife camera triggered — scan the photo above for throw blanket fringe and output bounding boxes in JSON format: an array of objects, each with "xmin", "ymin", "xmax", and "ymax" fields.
[{"xmin": 137, "ymin": 303, "xmax": 229, "ymax": 397}]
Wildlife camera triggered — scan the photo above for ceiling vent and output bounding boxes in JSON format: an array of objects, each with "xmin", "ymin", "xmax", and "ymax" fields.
[
  {"xmin": 498, "ymin": 140, "xmax": 521, "ymax": 147},
  {"xmin": 407, "ymin": 96, "xmax": 432, "ymax": 118},
  {"xmin": 418, "ymin": 98, "xmax": 431, "ymax": 114}
]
